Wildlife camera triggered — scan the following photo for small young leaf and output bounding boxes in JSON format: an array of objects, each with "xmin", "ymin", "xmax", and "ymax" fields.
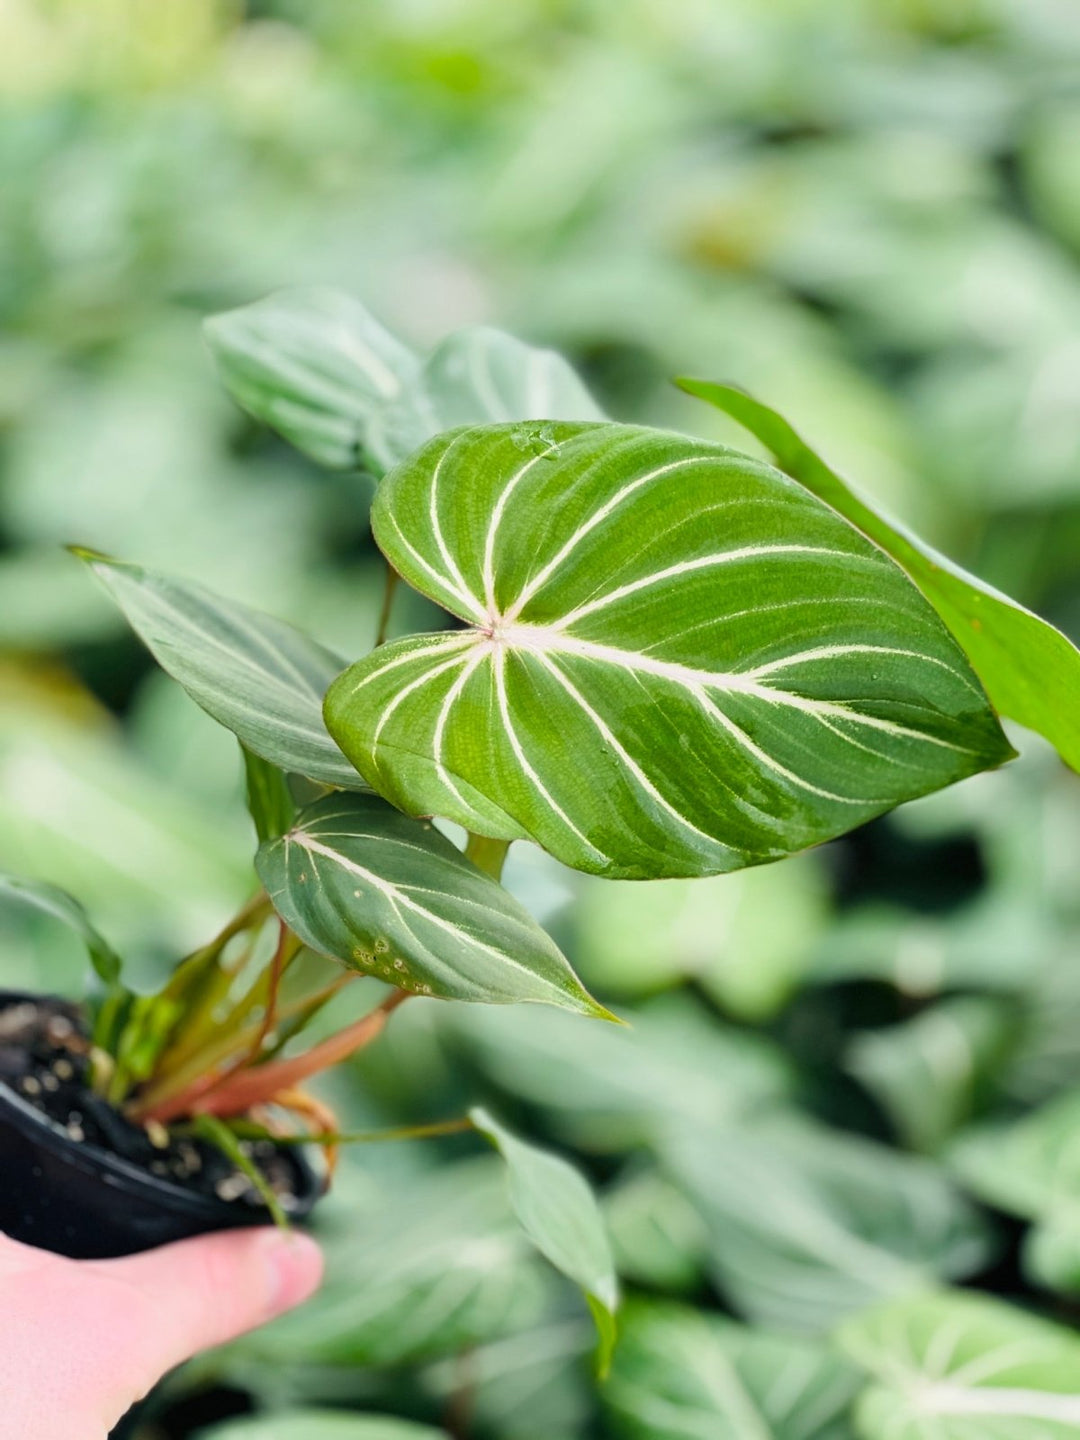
[
  {"xmin": 679, "ymin": 379, "xmax": 1080, "ymax": 773},
  {"xmin": 0, "ymin": 871, "xmax": 122, "ymax": 987},
  {"xmin": 470, "ymin": 1106, "xmax": 619, "ymax": 1374},
  {"xmin": 78, "ymin": 552, "xmax": 363, "ymax": 790},
  {"xmin": 204, "ymin": 288, "xmax": 421, "ymax": 472},
  {"xmin": 256, "ymin": 793, "xmax": 609, "ymax": 1017},
  {"xmin": 205, "ymin": 291, "xmax": 603, "ymax": 477},
  {"xmin": 326, "ymin": 422, "xmax": 1013, "ymax": 880},
  {"xmin": 242, "ymin": 745, "xmax": 296, "ymax": 844}
]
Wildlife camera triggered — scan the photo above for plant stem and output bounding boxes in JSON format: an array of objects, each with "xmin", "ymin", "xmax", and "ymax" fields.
[
  {"xmin": 465, "ymin": 833, "xmax": 510, "ymax": 881},
  {"xmin": 224, "ymin": 1116, "xmax": 475, "ymax": 1147},
  {"xmin": 143, "ymin": 988, "xmax": 410, "ymax": 1124},
  {"xmin": 375, "ymin": 565, "xmax": 400, "ymax": 646}
]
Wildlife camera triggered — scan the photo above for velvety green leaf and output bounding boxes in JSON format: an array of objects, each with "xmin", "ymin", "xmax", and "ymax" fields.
[
  {"xmin": 79, "ymin": 552, "xmax": 363, "ymax": 790},
  {"xmin": 204, "ymin": 288, "xmax": 421, "ymax": 472},
  {"xmin": 242, "ymin": 746, "xmax": 296, "ymax": 845},
  {"xmin": 233, "ymin": 1159, "xmax": 549, "ymax": 1369},
  {"xmin": 256, "ymin": 793, "xmax": 607, "ymax": 1015},
  {"xmin": 663, "ymin": 1115, "xmax": 993, "ymax": 1333},
  {"xmin": 679, "ymin": 379, "xmax": 1080, "ymax": 772},
  {"xmin": 199, "ymin": 1418, "xmax": 446, "ymax": 1440},
  {"xmin": 471, "ymin": 1107, "xmax": 619, "ymax": 1372},
  {"xmin": 326, "ymin": 422, "xmax": 1012, "ymax": 880},
  {"xmin": 0, "ymin": 871, "xmax": 122, "ymax": 987},
  {"xmin": 606, "ymin": 1302, "xmax": 860, "ymax": 1440},
  {"xmin": 205, "ymin": 292, "xmax": 601, "ymax": 476},
  {"xmin": 840, "ymin": 1290, "xmax": 1080, "ymax": 1439},
  {"xmin": 847, "ymin": 996, "xmax": 1018, "ymax": 1153}
]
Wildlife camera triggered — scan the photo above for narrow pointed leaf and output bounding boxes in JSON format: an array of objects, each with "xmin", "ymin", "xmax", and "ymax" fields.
[
  {"xmin": 204, "ymin": 288, "xmax": 421, "ymax": 472},
  {"xmin": 607, "ymin": 1303, "xmax": 861, "ymax": 1440},
  {"xmin": 256, "ymin": 794, "xmax": 607, "ymax": 1015},
  {"xmin": 326, "ymin": 422, "xmax": 1013, "ymax": 880},
  {"xmin": 79, "ymin": 552, "xmax": 363, "ymax": 789},
  {"xmin": 679, "ymin": 378, "xmax": 1080, "ymax": 772},
  {"xmin": 840, "ymin": 1290, "xmax": 1080, "ymax": 1440},
  {"xmin": 471, "ymin": 1106, "xmax": 619, "ymax": 1373},
  {"xmin": 0, "ymin": 871, "xmax": 123, "ymax": 987}
]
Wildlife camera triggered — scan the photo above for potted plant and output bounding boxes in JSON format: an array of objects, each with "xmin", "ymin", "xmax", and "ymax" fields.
[{"xmin": 3, "ymin": 289, "xmax": 1077, "ymax": 1366}]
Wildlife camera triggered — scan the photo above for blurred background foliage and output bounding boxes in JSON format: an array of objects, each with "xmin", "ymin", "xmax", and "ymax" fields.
[{"xmin": 2, "ymin": 1, "xmax": 1080, "ymax": 1437}]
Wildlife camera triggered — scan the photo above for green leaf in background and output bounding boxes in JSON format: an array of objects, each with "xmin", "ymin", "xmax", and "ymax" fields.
[
  {"xmin": 606, "ymin": 1302, "xmax": 861, "ymax": 1440},
  {"xmin": 663, "ymin": 1116, "xmax": 993, "ymax": 1333},
  {"xmin": 839, "ymin": 1290, "xmax": 1080, "ymax": 1439},
  {"xmin": 79, "ymin": 553, "xmax": 363, "ymax": 790},
  {"xmin": 471, "ymin": 1106, "xmax": 619, "ymax": 1374},
  {"xmin": 603, "ymin": 1170, "xmax": 710, "ymax": 1295},
  {"xmin": 380, "ymin": 325, "xmax": 604, "ymax": 463},
  {"xmin": 199, "ymin": 1412, "xmax": 447, "ymax": 1439},
  {"xmin": 0, "ymin": 871, "xmax": 123, "ymax": 988},
  {"xmin": 256, "ymin": 793, "xmax": 607, "ymax": 1016},
  {"xmin": 451, "ymin": 996, "xmax": 791, "ymax": 1151},
  {"xmin": 949, "ymin": 1088, "xmax": 1080, "ymax": 1293},
  {"xmin": 243, "ymin": 746, "xmax": 297, "ymax": 845},
  {"xmin": 326, "ymin": 422, "xmax": 1011, "ymax": 880},
  {"xmin": 679, "ymin": 379, "xmax": 1080, "ymax": 772},
  {"xmin": 230, "ymin": 1159, "xmax": 549, "ymax": 1371},
  {"xmin": 847, "ymin": 996, "xmax": 1017, "ymax": 1153},
  {"xmin": 204, "ymin": 288, "xmax": 421, "ymax": 472},
  {"xmin": 205, "ymin": 291, "xmax": 602, "ymax": 477},
  {"xmin": 573, "ymin": 855, "xmax": 828, "ymax": 1019}
]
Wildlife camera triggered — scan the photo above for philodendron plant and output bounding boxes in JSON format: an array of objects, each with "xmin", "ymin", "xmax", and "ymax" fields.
[{"xmin": 4, "ymin": 288, "xmax": 1079, "ymax": 1367}]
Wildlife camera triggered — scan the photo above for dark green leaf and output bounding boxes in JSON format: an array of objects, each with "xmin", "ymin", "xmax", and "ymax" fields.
[
  {"xmin": 78, "ymin": 552, "xmax": 363, "ymax": 790},
  {"xmin": 326, "ymin": 422, "xmax": 1012, "ymax": 880},
  {"xmin": 201, "ymin": 1410, "xmax": 448, "ymax": 1439},
  {"xmin": 256, "ymin": 793, "xmax": 608, "ymax": 1016},
  {"xmin": 679, "ymin": 379, "xmax": 1080, "ymax": 771}
]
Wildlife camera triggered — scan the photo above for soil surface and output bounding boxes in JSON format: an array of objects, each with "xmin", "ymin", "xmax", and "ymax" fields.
[{"xmin": 0, "ymin": 996, "xmax": 312, "ymax": 1212}]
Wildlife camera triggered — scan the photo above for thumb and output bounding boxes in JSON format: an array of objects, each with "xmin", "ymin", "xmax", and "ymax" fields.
[{"xmin": 91, "ymin": 1227, "xmax": 323, "ymax": 1385}]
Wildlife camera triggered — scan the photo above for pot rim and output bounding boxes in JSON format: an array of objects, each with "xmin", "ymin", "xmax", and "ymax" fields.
[{"xmin": 0, "ymin": 990, "xmax": 323, "ymax": 1222}]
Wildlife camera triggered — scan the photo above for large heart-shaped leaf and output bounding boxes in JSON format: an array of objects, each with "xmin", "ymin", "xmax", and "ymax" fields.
[
  {"xmin": 256, "ymin": 794, "xmax": 607, "ymax": 1016},
  {"xmin": 679, "ymin": 379, "xmax": 1080, "ymax": 772},
  {"xmin": 471, "ymin": 1107, "xmax": 619, "ymax": 1373},
  {"xmin": 80, "ymin": 553, "xmax": 363, "ymax": 789},
  {"xmin": 325, "ymin": 422, "xmax": 1013, "ymax": 880},
  {"xmin": 606, "ymin": 1302, "xmax": 861, "ymax": 1440},
  {"xmin": 206, "ymin": 290, "xmax": 601, "ymax": 476},
  {"xmin": 840, "ymin": 1291, "xmax": 1080, "ymax": 1440},
  {"xmin": 662, "ymin": 1115, "xmax": 992, "ymax": 1333}
]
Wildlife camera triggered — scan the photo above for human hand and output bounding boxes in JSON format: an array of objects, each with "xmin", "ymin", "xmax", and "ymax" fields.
[{"xmin": 0, "ymin": 1227, "xmax": 323, "ymax": 1440}]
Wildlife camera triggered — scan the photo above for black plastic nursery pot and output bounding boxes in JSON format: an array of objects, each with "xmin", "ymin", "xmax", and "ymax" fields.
[{"xmin": 0, "ymin": 991, "xmax": 323, "ymax": 1260}]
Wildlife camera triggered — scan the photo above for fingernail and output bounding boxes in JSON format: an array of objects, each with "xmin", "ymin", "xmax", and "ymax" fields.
[{"xmin": 257, "ymin": 1229, "xmax": 324, "ymax": 1318}]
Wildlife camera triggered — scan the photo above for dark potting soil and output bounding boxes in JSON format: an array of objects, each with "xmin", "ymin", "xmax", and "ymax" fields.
[{"xmin": 0, "ymin": 996, "xmax": 310, "ymax": 1213}]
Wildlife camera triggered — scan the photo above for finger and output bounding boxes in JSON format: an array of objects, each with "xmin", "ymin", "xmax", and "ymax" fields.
[{"xmin": 91, "ymin": 1227, "xmax": 324, "ymax": 1374}]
